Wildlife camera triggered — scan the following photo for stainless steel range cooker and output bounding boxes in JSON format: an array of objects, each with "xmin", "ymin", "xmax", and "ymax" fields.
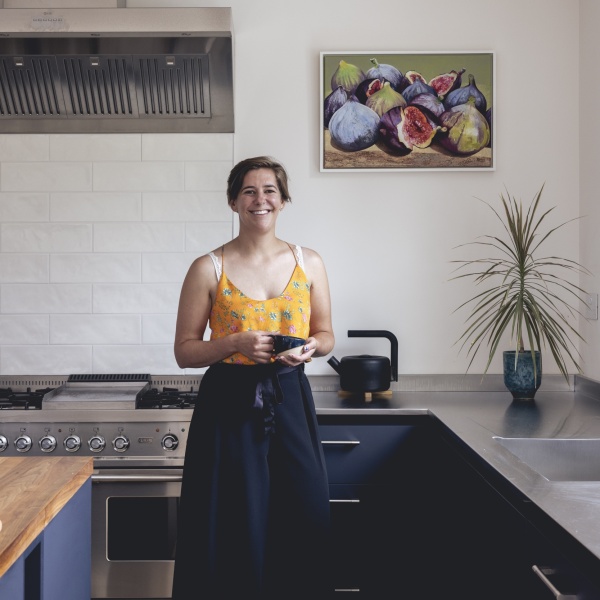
[{"xmin": 0, "ymin": 373, "xmax": 201, "ymax": 600}]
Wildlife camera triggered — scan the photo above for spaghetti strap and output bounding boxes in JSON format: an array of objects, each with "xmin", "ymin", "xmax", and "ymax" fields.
[
  {"xmin": 286, "ymin": 243, "xmax": 305, "ymax": 271},
  {"xmin": 294, "ymin": 245, "xmax": 305, "ymax": 271},
  {"xmin": 208, "ymin": 248, "xmax": 223, "ymax": 281}
]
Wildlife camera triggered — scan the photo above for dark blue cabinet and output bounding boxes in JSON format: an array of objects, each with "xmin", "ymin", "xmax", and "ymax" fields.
[
  {"xmin": 0, "ymin": 479, "xmax": 91, "ymax": 600},
  {"xmin": 319, "ymin": 417, "xmax": 428, "ymax": 597},
  {"xmin": 436, "ymin": 432, "xmax": 600, "ymax": 600},
  {"xmin": 320, "ymin": 415, "xmax": 600, "ymax": 599}
]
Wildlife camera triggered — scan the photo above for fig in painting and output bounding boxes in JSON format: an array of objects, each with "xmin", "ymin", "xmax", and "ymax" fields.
[
  {"xmin": 331, "ymin": 60, "xmax": 366, "ymax": 94},
  {"xmin": 429, "ymin": 68, "xmax": 466, "ymax": 99},
  {"xmin": 438, "ymin": 97, "xmax": 490, "ymax": 155},
  {"xmin": 365, "ymin": 58, "xmax": 406, "ymax": 92},
  {"xmin": 329, "ymin": 96, "xmax": 380, "ymax": 152},
  {"xmin": 366, "ymin": 81, "xmax": 407, "ymax": 117},
  {"xmin": 444, "ymin": 74, "xmax": 487, "ymax": 113},
  {"xmin": 324, "ymin": 86, "xmax": 348, "ymax": 128}
]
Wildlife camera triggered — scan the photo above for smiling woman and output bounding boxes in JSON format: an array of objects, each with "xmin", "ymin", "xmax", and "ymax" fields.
[{"xmin": 172, "ymin": 156, "xmax": 335, "ymax": 599}]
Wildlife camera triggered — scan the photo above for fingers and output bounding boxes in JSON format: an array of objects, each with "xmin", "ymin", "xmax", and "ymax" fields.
[{"xmin": 275, "ymin": 339, "xmax": 315, "ymax": 366}]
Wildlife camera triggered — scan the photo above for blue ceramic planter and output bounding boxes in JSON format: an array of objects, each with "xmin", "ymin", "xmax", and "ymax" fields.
[{"xmin": 503, "ymin": 350, "xmax": 542, "ymax": 400}]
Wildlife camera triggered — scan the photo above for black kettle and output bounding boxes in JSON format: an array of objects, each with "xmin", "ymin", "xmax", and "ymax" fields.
[{"xmin": 328, "ymin": 330, "xmax": 398, "ymax": 393}]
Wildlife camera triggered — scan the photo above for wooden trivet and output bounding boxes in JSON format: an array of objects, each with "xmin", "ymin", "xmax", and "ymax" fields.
[{"xmin": 337, "ymin": 389, "xmax": 393, "ymax": 403}]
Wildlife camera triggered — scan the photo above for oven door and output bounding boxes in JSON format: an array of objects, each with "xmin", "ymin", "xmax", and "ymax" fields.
[{"xmin": 91, "ymin": 468, "xmax": 182, "ymax": 599}]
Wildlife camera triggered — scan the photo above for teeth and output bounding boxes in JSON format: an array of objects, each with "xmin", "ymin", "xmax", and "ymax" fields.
[{"xmin": 252, "ymin": 210, "xmax": 269, "ymax": 215}]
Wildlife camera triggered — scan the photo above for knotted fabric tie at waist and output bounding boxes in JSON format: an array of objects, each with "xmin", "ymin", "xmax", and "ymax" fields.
[{"xmin": 254, "ymin": 364, "xmax": 299, "ymax": 435}]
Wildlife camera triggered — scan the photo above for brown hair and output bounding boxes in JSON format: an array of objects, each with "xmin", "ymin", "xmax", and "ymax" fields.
[{"xmin": 226, "ymin": 156, "xmax": 291, "ymax": 205}]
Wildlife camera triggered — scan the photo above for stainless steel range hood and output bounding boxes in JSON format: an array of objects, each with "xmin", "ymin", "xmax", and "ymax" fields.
[{"xmin": 0, "ymin": 7, "xmax": 234, "ymax": 133}]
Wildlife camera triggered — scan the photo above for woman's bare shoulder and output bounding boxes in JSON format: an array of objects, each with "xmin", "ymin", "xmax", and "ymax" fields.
[
  {"xmin": 295, "ymin": 246, "xmax": 328, "ymax": 284},
  {"xmin": 300, "ymin": 246, "xmax": 325, "ymax": 266},
  {"xmin": 184, "ymin": 252, "xmax": 220, "ymax": 284}
]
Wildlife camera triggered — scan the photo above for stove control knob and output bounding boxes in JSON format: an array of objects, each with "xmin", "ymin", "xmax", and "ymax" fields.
[
  {"xmin": 15, "ymin": 435, "xmax": 33, "ymax": 453},
  {"xmin": 0, "ymin": 435, "xmax": 8, "ymax": 452},
  {"xmin": 39, "ymin": 435, "xmax": 57, "ymax": 453},
  {"xmin": 88, "ymin": 435, "xmax": 106, "ymax": 453},
  {"xmin": 161, "ymin": 434, "xmax": 179, "ymax": 451},
  {"xmin": 64, "ymin": 435, "xmax": 81, "ymax": 453},
  {"xmin": 112, "ymin": 435, "xmax": 130, "ymax": 453}
]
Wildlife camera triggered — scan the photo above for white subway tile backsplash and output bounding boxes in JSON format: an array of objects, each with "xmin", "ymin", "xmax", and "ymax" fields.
[
  {"xmin": 142, "ymin": 252, "xmax": 200, "ymax": 283},
  {"xmin": 93, "ymin": 162, "xmax": 184, "ymax": 192},
  {"xmin": 142, "ymin": 134, "xmax": 233, "ymax": 161},
  {"xmin": 51, "ymin": 254, "xmax": 141, "ymax": 283},
  {"xmin": 50, "ymin": 314, "xmax": 141, "ymax": 344},
  {"xmin": 92, "ymin": 345, "xmax": 180, "ymax": 374},
  {"xmin": 0, "ymin": 254, "xmax": 49, "ymax": 282},
  {"xmin": 1, "ymin": 345, "xmax": 92, "ymax": 375},
  {"xmin": 0, "ymin": 132, "xmax": 232, "ymax": 374},
  {"xmin": 1, "ymin": 162, "xmax": 92, "ymax": 192},
  {"xmin": 51, "ymin": 193, "xmax": 141, "ymax": 222},
  {"xmin": 93, "ymin": 223, "xmax": 184, "ymax": 252},
  {"xmin": 50, "ymin": 134, "xmax": 141, "ymax": 162},
  {"xmin": 185, "ymin": 222, "xmax": 232, "ymax": 253},
  {"xmin": 185, "ymin": 162, "xmax": 232, "ymax": 191},
  {"xmin": 0, "ymin": 315, "xmax": 49, "ymax": 345},
  {"xmin": 1, "ymin": 223, "xmax": 92, "ymax": 252},
  {"xmin": 93, "ymin": 283, "xmax": 180, "ymax": 314},
  {"xmin": 2, "ymin": 284, "xmax": 92, "ymax": 314},
  {"xmin": 143, "ymin": 191, "xmax": 231, "ymax": 221},
  {"xmin": 0, "ymin": 135, "xmax": 49, "ymax": 162},
  {"xmin": 142, "ymin": 314, "xmax": 177, "ymax": 344},
  {"xmin": 0, "ymin": 193, "xmax": 49, "ymax": 222}
]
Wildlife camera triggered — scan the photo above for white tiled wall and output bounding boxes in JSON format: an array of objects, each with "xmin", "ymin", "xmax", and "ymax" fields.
[{"xmin": 0, "ymin": 133, "xmax": 234, "ymax": 375}]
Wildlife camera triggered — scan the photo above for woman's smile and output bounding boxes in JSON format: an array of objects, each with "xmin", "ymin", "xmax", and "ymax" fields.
[{"xmin": 232, "ymin": 168, "xmax": 284, "ymax": 227}]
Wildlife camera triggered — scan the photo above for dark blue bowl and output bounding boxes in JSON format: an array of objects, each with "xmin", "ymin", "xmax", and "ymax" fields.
[{"xmin": 270, "ymin": 335, "xmax": 305, "ymax": 356}]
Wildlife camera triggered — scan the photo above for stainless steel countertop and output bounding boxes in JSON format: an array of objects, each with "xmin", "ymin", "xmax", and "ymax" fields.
[{"xmin": 312, "ymin": 376, "xmax": 600, "ymax": 578}]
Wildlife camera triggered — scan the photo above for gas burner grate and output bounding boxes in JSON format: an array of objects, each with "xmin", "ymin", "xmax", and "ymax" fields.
[
  {"xmin": 0, "ymin": 387, "xmax": 54, "ymax": 410},
  {"xmin": 136, "ymin": 386, "xmax": 197, "ymax": 410}
]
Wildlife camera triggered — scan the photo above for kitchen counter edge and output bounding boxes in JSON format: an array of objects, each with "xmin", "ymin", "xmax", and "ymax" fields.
[{"xmin": 0, "ymin": 456, "xmax": 93, "ymax": 578}]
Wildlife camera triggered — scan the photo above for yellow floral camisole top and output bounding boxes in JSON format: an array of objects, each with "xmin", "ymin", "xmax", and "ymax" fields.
[{"xmin": 208, "ymin": 244, "xmax": 311, "ymax": 365}]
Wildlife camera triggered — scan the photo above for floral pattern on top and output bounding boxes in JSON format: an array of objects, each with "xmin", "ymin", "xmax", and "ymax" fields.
[{"xmin": 209, "ymin": 263, "xmax": 311, "ymax": 365}]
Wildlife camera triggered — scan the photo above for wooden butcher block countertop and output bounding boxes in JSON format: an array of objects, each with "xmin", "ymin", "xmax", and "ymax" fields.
[{"xmin": 0, "ymin": 456, "xmax": 93, "ymax": 578}]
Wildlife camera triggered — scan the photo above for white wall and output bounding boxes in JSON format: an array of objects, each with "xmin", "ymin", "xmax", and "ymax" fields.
[
  {"xmin": 580, "ymin": 0, "xmax": 600, "ymax": 380},
  {"xmin": 0, "ymin": 0, "xmax": 588, "ymax": 377}
]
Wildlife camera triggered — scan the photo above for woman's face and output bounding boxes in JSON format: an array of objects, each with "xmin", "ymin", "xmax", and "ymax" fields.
[{"xmin": 231, "ymin": 168, "xmax": 285, "ymax": 231}]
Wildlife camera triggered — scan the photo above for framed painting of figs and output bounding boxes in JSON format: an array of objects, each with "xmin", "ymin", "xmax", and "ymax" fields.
[{"xmin": 320, "ymin": 51, "xmax": 495, "ymax": 171}]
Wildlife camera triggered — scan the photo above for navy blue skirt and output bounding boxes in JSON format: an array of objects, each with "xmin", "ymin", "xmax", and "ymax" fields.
[{"xmin": 172, "ymin": 362, "xmax": 331, "ymax": 600}]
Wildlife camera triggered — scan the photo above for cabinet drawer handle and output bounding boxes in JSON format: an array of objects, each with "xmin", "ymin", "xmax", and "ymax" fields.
[
  {"xmin": 329, "ymin": 498, "xmax": 360, "ymax": 504},
  {"xmin": 334, "ymin": 589, "xmax": 360, "ymax": 593},
  {"xmin": 532, "ymin": 565, "xmax": 579, "ymax": 599},
  {"xmin": 321, "ymin": 440, "xmax": 360, "ymax": 446}
]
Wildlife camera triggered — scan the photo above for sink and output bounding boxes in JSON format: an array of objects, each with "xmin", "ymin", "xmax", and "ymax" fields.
[{"xmin": 493, "ymin": 436, "xmax": 600, "ymax": 482}]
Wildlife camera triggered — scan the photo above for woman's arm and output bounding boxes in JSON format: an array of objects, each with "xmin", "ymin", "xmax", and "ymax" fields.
[
  {"xmin": 174, "ymin": 255, "xmax": 274, "ymax": 368},
  {"xmin": 304, "ymin": 248, "xmax": 335, "ymax": 357}
]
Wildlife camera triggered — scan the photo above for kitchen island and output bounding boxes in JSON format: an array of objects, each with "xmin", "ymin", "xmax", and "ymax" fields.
[
  {"xmin": 312, "ymin": 375, "xmax": 600, "ymax": 598},
  {"xmin": 0, "ymin": 456, "xmax": 93, "ymax": 600}
]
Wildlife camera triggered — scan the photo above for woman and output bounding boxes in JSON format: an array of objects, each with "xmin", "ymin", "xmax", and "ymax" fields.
[{"xmin": 172, "ymin": 156, "xmax": 334, "ymax": 599}]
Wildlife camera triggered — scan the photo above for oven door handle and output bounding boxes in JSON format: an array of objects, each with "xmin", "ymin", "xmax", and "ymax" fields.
[{"xmin": 92, "ymin": 473, "xmax": 183, "ymax": 483}]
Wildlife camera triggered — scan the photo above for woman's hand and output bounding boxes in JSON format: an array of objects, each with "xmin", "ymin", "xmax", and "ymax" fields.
[
  {"xmin": 275, "ymin": 336, "xmax": 317, "ymax": 367},
  {"xmin": 236, "ymin": 331, "xmax": 275, "ymax": 364}
]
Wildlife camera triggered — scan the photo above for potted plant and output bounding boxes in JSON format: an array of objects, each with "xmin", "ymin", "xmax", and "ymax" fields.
[{"xmin": 452, "ymin": 184, "xmax": 589, "ymax": 400}]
